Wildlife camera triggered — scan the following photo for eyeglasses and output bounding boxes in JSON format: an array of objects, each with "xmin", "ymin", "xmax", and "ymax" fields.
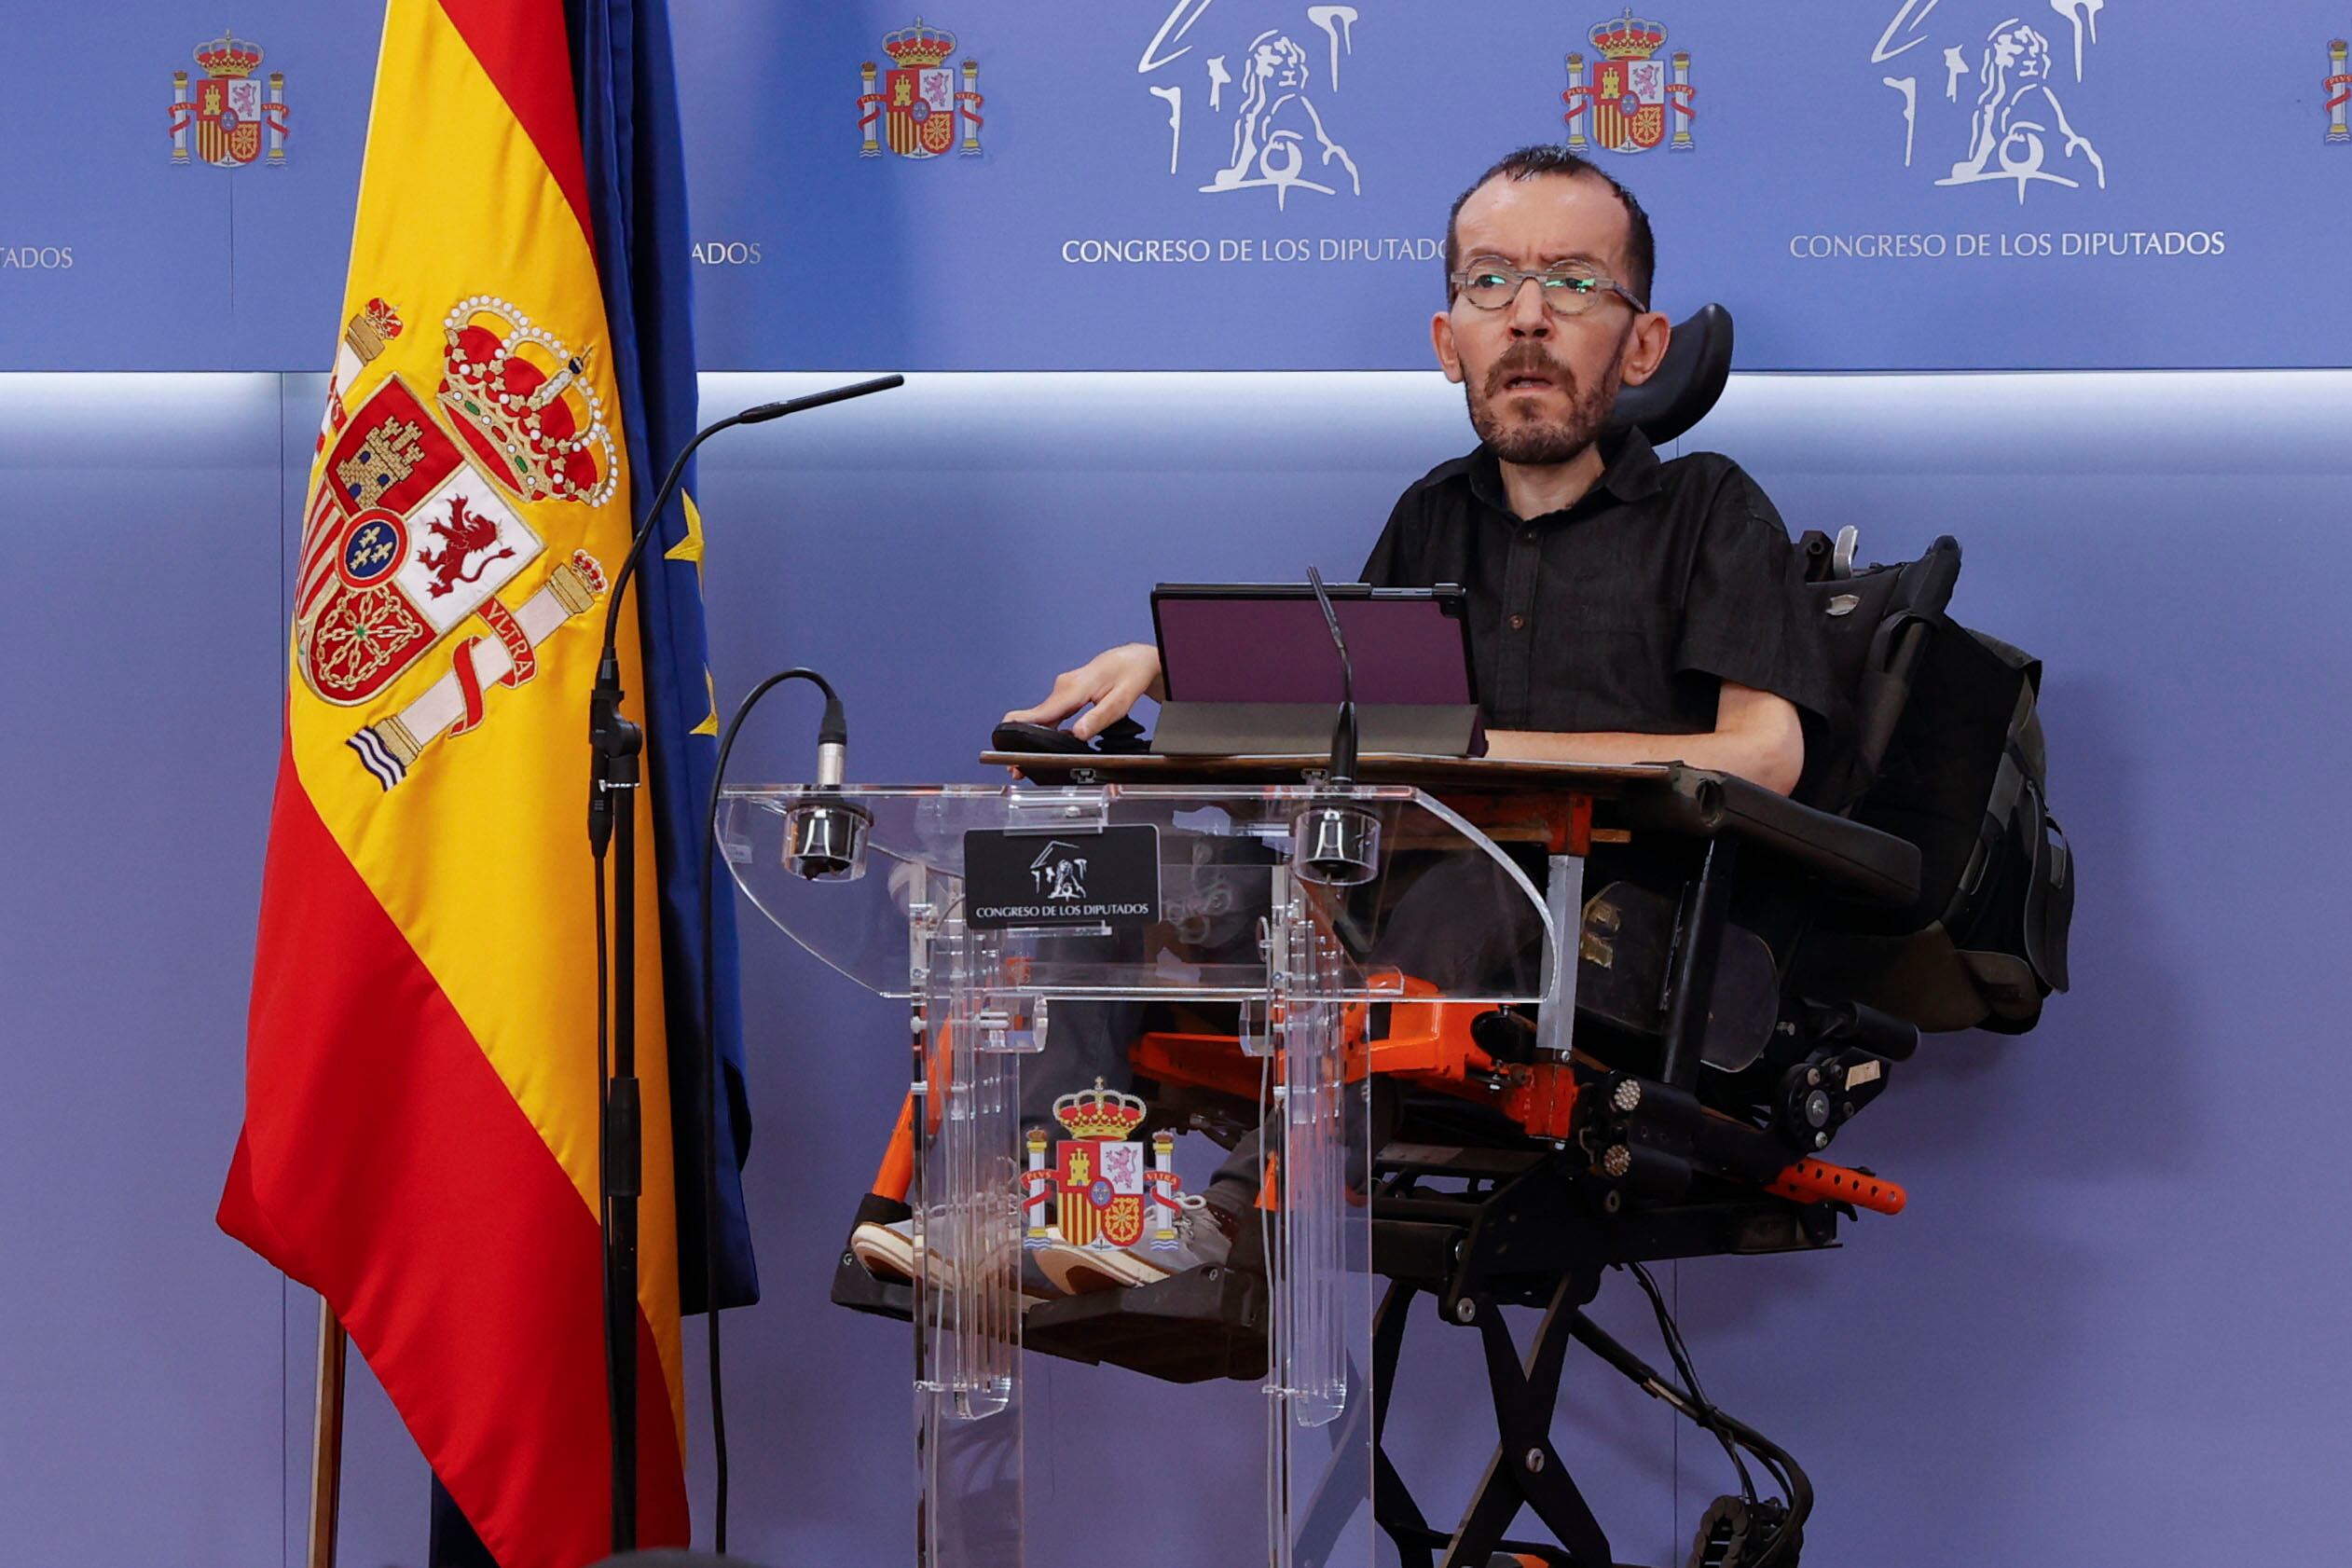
[{"xmin": 1449, "ymin": 260, "xmax": 1647, "ymax": 317}]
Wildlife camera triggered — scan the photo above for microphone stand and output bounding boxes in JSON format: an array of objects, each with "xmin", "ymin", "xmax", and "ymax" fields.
[
  {"xmin": 1293, "ymin": 567, "xmax": 1378, "ymax": 887},
  {"xmin": 588, "ymin": 375, "xmax": 901, "ymax": 1551},
  {"xmin": 1304, "ymin": 565, "xmax": 1358, "ymax": 787}
]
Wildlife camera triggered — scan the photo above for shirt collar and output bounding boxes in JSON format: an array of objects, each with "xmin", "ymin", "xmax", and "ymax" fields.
[{"xmin": 1465, "ymin": 426, "xmax": 1665, "ymax": 519}]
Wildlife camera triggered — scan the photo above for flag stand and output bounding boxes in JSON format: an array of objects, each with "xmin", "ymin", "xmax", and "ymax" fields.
[{"xmin": 308, "ymin": 1299, "xmax": 348, "ymax": 1568}]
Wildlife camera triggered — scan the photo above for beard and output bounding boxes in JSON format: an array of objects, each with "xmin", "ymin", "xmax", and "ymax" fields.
[{"xmin": 1463, "ymin": 332, "xmax": 1628, "ymax": 467}]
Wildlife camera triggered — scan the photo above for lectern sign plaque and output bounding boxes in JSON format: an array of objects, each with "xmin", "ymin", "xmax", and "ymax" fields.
[{"xmin": 962, "ymin": 826, "xmax": 1161, "ymax": 929}]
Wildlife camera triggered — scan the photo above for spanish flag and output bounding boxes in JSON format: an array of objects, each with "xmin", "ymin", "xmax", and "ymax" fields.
[{"xmin": 218, "ymin": 1, "xmax": 717, "ymax": 1561}]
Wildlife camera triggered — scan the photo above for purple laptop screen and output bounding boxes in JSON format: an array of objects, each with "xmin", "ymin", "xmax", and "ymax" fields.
[{"xmin": 1155, "ymin": 589, "xmax": 1476, "ymax": 705}]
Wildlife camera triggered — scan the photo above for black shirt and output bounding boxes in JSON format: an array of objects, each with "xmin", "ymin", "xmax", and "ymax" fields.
[{"xmin": 1360, "ymin": 430, "xmax": 1835, "ymax": 736}]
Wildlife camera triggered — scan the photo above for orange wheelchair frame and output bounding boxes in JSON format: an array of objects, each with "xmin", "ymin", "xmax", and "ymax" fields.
[{"xmin": 862, "ymin": 983, "xmax": 1905, "ymax": 1221}]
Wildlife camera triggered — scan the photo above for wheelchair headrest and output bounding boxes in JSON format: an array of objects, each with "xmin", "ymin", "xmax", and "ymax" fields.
[{"xmin": 1606, "ymin": 303, "xmax": 1734, "ymax": 447}]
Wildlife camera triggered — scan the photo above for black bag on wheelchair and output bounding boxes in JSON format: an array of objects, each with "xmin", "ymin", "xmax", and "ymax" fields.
[{"xmin": 1796, "ymin": 533, "xmax": 2074, "ymax": 1035}]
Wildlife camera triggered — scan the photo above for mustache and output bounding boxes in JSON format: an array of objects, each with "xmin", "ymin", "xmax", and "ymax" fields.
[{"xmin": 1483, "ymin": 342, "xmax": 1575, "ymax": 398}]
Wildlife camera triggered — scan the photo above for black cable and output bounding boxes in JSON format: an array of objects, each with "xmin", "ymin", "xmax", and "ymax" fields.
[
  {"xmin": 1572, "ymin": 1289, "xmax": 1814, "ymax": 1567},
  {"xmin": 698, "ymin": 667, "xmax": 846, "ymax": 1549},
  {"xmin": 1644, "ymin": 1265, "xmax": 1740, "ymax": 1482},
  {"xmin": 1630, "ymin": 1262, "xmax": 1754, "ymax": 1506},
  {"xmin": 1620, "ymin": 1269, "xmax": 1771, "ymax": 1556}
]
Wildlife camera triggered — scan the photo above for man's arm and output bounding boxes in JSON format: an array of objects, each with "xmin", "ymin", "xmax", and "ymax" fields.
[{"xmin": 1483, "ymin": 681, "xmax": 1805, "ymax": 796}]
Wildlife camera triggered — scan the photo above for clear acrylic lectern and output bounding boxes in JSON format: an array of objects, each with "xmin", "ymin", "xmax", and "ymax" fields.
[{"xmin": 722, "ymin": 783, "xmax": 1561, "ymax": 1568}]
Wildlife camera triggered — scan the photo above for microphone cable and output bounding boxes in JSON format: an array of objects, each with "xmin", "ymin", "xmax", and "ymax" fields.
[
  {"xmin": 1575, "ymin": 1262, "xmax": 1813, "ymax": 1566},
  {"xmin": 697, "ymin": 667, "xmax": 846, "ymax": 1550},
  {"xmin": 1629, "ymin": 1260, "xmax": 1758, "ymax": 1508}
]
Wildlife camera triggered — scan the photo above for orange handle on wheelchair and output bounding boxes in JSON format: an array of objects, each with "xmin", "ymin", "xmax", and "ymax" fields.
[{"xmin": 1767, "ymin": 1157, "xmax": 1906, "ymax": 1216}]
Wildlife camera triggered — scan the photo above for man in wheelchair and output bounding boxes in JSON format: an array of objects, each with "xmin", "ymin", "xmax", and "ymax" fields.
[
  {"xmin": 1005, "ymin": 144, "xmax": 1829, "ymax": 792},
  {"xmin": 844, "ymin": 145, "xmax": 2068, "ymax": 1568},
  {"xmin": 980, "ymin": 142, "xmax": 1838, "ymax": 1246}
]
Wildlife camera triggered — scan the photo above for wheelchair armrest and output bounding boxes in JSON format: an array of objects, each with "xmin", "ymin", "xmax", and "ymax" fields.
[{"xmin": 1618, "ymin": 765, "xmax": 1920, "ymax": 907}]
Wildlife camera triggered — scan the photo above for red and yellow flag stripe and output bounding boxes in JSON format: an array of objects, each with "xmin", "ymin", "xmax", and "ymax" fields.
[{"xmin": 221, "ymin": 2, "xmax": 685, "ymax": 1562}]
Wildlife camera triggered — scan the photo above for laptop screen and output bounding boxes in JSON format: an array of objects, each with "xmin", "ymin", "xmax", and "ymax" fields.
[{"xmin": 1151, "ymin": 584, "xmax": 1478, "ymax": 707}]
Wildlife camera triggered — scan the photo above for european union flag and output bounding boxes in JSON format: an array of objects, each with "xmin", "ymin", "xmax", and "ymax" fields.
[{"xmin": 569, "ymin": 0, "xmax": 757, "ymax": 1314}]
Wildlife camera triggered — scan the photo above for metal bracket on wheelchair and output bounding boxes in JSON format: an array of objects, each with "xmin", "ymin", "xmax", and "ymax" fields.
[
  {"xmin": 1773, "ymin": 1041, "xmax": 1891, "ymax": 1153},
  {"xmin": 1535, "ymin": 852, "xmax": 1584, "ymax": 1056},
  {"xmin": 1832, "ymin": 524, "xmax": 1859, "ymax": 579}
]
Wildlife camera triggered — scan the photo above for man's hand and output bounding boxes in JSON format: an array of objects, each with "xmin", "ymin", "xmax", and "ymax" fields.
[{"xmin": 1002, "ymin": 642, "xmax": 1165, "ymax": 741}]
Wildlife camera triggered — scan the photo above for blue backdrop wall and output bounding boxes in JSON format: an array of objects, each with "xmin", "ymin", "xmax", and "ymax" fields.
[
  {"xmin": 6, "ymin": 1, "xmax": 2352, "ymax": 1566},
  {"xmin": 7, "ymin": 1, "xmax": 2352, "ymax": 370},
  {"xmin": 5, "ymin": 366, "xmax": 2349, "ymax": 1567}
]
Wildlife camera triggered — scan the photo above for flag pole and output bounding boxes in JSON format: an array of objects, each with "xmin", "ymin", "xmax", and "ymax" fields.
[{"xmin": 307, "ymin": 1299, "xmax": 349, "ymax": 1568}]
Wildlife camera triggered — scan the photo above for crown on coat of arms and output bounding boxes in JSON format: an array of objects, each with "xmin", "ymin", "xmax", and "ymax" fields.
[
  {"xmin": 195, "ymin": 31, "xmax": 265, "ymax": 77},
  {"xmin": 884, "ymin": 18, "xmax": 958, "ymax": 68},
  {"xmin": 346, "ymin": 297, "xmax": 404, "ymax": 360},
  {"xmin": 1053, "ymin": 1078, "xmax": 1148, "ymax": 1141},
  {"xmin": 1589, "ymin": 10, "xmax": 1668, "ymax": 60},
  {"xmin": 436, "ymin": 296, "xmax": 618, "ymax": 508}
]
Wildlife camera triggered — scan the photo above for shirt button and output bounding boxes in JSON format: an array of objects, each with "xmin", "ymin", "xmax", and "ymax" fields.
[
  {"xmin": 1508, "ymin": 614, "xmax": 1528, "ymax": 631},
  {"xmin": 1521, "ymin": 530, "xmax": 1537, "ymax": 543}
]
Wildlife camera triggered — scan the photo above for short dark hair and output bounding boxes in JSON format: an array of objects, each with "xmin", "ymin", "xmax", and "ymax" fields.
[{"xmin": 1441, "ymin": 145, "xmax": 1656, "ymax": 309}]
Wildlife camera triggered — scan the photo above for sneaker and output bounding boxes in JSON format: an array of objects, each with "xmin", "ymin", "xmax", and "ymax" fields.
[
  {"xmin": 850, "ymin": 1217, "xmax": 1060, "ymax": 1302},
  {"xmin": 1031, "ymin": 1200, "xmax": 1239, "ymax": 1296}
]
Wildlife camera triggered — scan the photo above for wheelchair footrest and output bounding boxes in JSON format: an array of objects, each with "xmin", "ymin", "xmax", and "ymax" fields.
[
  {"xmin": 1023, "ymin": 1262, "xmax": 1269, "ymax": 1383},
  {"xmin": 831, "ymin": 1193, "xmax": 916, "ymax": 1322},
  {"xmin": 831, "ymin": 1240, "xmax": 1270, "ymax": 1383}
]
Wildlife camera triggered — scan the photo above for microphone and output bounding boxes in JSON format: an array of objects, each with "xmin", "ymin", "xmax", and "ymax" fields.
[
  {"xmin": 1305, "ymin": 565, "xmax": 1358, "ymax": 787},
  {"xmin": 736, "ymin": 373, "xmax": 907, "ymax": 426},
  {"xmin": 1292, "ymin": 566, "xmax": 1378, "ymax": 887},
  {"xmin": 778, "ymin": 674, "xmax": 869, "ymax": 883},
  {"xmin": 590, "ymin": 376, "xmax": 904, "ymax": 853},
  {"xmin": 601, "ymin": 375, "xmax": 905, "ymax": 660}
]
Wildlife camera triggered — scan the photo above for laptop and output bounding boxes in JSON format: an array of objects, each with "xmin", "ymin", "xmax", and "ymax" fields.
[
  {"xmin": 1149, "ymin": 583, "xmax": 1479, "ymax": 707},
  {"xmin": 1147, "ymin": 583, "xmax": 1484, "ymax": 757}
]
